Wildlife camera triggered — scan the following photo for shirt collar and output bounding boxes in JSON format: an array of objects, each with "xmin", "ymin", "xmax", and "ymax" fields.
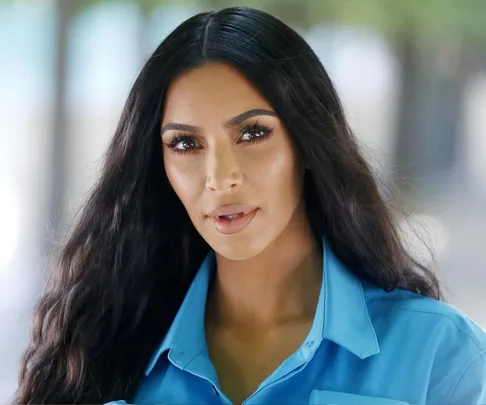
[
  {"xmin": 144, "ymin": 251, "xmax": 215, "ymax": 375},
  {"xmin": 321, "ymin": 241, "xmax": 380, "ymax": 359},
  {"xmin": 145, "ymin": 237, "xmax": 379, "ymax": 375}
]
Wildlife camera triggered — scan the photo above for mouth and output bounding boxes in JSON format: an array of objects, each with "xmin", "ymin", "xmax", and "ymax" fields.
[
  {"xmin": 207, "ymin": 204, "xmax": 259, "ymax": 235},
  {"xmin": 218, "ymin": 213, "xmax": 247, "ymax": 220}
]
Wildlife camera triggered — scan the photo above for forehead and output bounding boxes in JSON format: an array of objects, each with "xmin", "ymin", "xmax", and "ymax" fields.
[{"xmin": 162, "ymin": 63, "xmax": 273, "ymax": 124}]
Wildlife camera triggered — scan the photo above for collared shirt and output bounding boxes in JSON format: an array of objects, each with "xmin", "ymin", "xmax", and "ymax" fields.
[{"xmin": 110, "ymin": 238, "xmax": 486, "ymax": 404}]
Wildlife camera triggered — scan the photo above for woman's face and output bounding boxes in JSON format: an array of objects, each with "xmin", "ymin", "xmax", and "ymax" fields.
[{"xmin": 162, "ymin": 63, "xmax": 306, "ymax": 260}]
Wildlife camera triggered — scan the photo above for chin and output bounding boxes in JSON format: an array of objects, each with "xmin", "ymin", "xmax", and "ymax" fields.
[{"xmin": 208, "ymin": 233, "xmax": 270, "ymax": 261}]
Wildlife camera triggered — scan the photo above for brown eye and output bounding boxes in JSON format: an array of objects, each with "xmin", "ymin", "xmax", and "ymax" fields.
[
  {"xmin": 166, "ymin": 134, "xmax": 202, "ymax": 154},
  {"xmin": 175, "ymin": 138, "xmax": 198, "ymax": 151},
  {"xmin": 239, "ymin": 123, "xmax": 273, "ymax": 143}
]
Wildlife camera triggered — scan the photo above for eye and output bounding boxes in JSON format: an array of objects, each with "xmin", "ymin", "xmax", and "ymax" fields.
[
  {"xmin": 239, "ymin": 122, "xmax": 273, "ymax": 143},
  {"xmin": 165, "ymin": 134, "xmax": 201, "ymax": 154}
]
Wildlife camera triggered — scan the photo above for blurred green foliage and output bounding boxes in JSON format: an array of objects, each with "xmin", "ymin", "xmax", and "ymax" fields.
[
  {"xmin": 324, "ymin": 0, "xmax": 486, "ymax": 43},
  {"xmin": 69, "ymin": 0, "xmax": 486, "ymax": 44},
  {"xmin": 1, "ymin": 0, "xmax": 485, "ymax": 42}
]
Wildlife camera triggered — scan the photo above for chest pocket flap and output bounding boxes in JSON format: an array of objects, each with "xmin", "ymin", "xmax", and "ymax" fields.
[{"xmin": 310, "ymin": 390, "xmax": 409, "ymax": 405}]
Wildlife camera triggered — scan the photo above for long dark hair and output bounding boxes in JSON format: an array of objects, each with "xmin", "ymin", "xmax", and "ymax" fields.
[{"xmin": 16, "ymin": 6, "xmax": 441, "ymax": 404}]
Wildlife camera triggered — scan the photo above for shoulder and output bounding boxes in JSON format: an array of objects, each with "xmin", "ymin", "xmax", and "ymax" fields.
[
  {"xmin": 361, "ymin": 280, "xmax": 486, "ymax": 362},
  {"xmin": 363, "ymin": 283, "xmax": 486, "ymax": 353},
  {"xmin": 363, "ymin": 280, "xmax": 486, "ymax": 352},
  {"xmin": 362, "ymin": 282, "xmax": 486, "ymax": 403}
]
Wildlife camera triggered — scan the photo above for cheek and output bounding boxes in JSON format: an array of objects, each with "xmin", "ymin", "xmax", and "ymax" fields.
[
  {"xmin": 164, "ymin": 158, "xmax": 202, "ymax": 209},
  {"xmin": 249, "ymin": 145, "xmax": 303, "ymax": 202}
]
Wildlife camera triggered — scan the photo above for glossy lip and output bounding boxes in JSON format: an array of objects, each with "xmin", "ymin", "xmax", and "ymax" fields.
[
  {"xmin": 208, "ymin": 204, "xmax": 258, "ymax": 219},
  {"xmin": 207, "ymin": 204, "xmax": 259, "ymax": 235}
]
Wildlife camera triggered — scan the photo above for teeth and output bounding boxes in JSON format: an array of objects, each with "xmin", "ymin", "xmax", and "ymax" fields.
[{"xmin": 220, "ymin": 213, "xmax": 244, "ymax": 220}]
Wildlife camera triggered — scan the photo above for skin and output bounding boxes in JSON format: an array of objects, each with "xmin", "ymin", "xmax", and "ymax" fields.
[{"xmin": 161, "ymin": 62, "xmax": 322, "ymax": 404}]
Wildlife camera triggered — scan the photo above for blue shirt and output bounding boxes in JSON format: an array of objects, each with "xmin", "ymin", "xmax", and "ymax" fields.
[{"xmin": 110, "ymin": 238, "xmax": 486, "ymax": 404}]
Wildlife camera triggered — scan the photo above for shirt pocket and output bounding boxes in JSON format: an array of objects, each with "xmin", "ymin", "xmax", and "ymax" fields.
[{"xmin": 309, "ymin": 390, "xmax": 409, "ymax": 405}]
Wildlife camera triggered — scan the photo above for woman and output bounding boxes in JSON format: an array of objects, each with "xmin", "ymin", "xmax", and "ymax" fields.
[{"xmin": 16, "ymin": 6, "xmax": 486, "ymax": 405}]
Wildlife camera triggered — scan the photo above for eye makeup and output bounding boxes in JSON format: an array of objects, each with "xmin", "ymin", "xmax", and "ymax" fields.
[{"xmin": 164, "ymin": 120, "xmax": 274, "ymax": 155}]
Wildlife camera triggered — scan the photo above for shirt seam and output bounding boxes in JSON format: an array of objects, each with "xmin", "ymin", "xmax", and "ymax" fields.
[
  {"xmin": 371, "ymin": 307, "xmax": 485, "ymax": 352},
  {"xmin": 446, "ymin": 351, "xmax": 485, "ymax": 405},
  {"xmin": 182, "ymin": 348, "xmax": 207, "ymax": 371}
]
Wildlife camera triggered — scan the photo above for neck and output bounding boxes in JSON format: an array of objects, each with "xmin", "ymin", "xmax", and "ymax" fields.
[{"xmin": 206, "ymin": 208, "xmax": 322, "ymax": 331}]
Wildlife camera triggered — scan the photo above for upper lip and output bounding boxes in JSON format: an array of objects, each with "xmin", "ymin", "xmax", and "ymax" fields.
[{"xmin": 207, "ymin": 204, "xmax": 258, "ymax": 218}]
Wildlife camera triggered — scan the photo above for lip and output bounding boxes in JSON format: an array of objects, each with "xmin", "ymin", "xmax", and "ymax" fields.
[
  {"xmin": 207, "ymin": 204, "xmax": 259, "ymax": 235},
  {"xmin": 208, "ymin": 204, "xmax": 258, "ymax": 218}
]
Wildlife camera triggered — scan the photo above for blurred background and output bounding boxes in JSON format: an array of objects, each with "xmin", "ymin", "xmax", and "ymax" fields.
[{"xmin": 1, "ymin": 0, "xmax": 485, "ymax": 401}]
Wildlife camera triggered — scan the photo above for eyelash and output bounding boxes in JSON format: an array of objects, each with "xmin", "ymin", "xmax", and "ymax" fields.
[{"xmin": 164, "ymin": 122, "xmax": 273, "ymax": 155}]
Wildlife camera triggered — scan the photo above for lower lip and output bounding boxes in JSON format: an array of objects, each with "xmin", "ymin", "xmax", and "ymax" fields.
[{"xmin": 209, "ymin": 208, "xmax": 259, "ymax": 235}]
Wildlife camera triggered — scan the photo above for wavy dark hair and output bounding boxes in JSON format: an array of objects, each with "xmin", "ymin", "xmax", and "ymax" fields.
[{"xmin": 15, "ymin": 6, "xmax": 441, "ymax": 404}]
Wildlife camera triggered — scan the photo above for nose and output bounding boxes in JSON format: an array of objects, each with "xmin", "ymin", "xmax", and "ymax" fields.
[{"xmin": 205, "ymin": 146, "xmax": 243, "ymax": 193}]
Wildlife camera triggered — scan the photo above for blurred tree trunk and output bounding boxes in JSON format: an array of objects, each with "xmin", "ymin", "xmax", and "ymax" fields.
[
  {"xmin": 392, "ymin": 26, "xmax": 422, "ymax": 195},
  {"xmin": 45, "ymin": 0, "xmax": 75, "ymax": 249},
  {"xmin": 419, "ymin": 43, "xmax": 463, "ymax": 186},
  {"xmin": 392, "ymin": 29, "xmax": 464, "ymax": 199}
]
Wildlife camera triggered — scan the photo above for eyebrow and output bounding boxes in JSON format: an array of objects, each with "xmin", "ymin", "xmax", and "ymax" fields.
[{"xmin": 160, "ymin": 108, "xmax": 278, "ymax": 135}]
